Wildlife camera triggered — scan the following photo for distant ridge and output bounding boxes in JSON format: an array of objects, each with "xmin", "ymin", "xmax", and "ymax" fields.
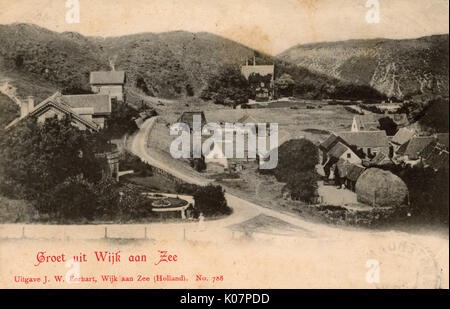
[{"xmin": 278, "ymin": 34, "xmax": 449, "ymax": 100}]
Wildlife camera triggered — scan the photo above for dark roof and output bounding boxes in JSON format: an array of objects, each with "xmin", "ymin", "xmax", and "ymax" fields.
[
  {"xmin": 370, "ymin": 152, "xmax": 390, "ymax": 165},
  {"xmin": 353, "ymin": 115, "xmax": 379, "ymax": 131},
  {"xmin": 329, "ymin": 142, "xmax": 350, "ymax": 159},
  {"xmin": 420, "ymin": 141, "xmax": 449, "ymax": 170},
  {"xmin": 320, "ymin": 133, "xmax": 343, "ymax": 151},
  {"xmin": 338, "ymin": 131, "xmax": 389, "ymax": 148},
  {"xmin": 61, "ymin": 94, "xmax": 111, "ymax": 115},
  {"xmin": 346, "ymin": 164, "xmax": 366, "ymax": 182},
  {"xmin": 425, "ymin": 147, "xmax": 449, "ymax": 171},
  {"xmin": 403, "ymin": 137, "xmax": 435, "ymax": 160},
  {"xmin": 391, "ymin": 128, "xmax": 415, "ymax": 145},
  {"xmin": 177, "ymin": 111, "xmax": 207, "ymax": 129},
  {"xmin": 90, "ymin": 71, "xmax": 125, "ymax": 85},
  {"xmin": 336, "ymin": 159, "xmax": 365, "ymax": 181}
]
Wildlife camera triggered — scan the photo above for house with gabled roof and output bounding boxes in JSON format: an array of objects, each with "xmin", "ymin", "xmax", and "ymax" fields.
[
  {"xmin": 391, "ymin": 127, "xmax": 416, "ymax": 149},
  {"xmin": 5, "ymin": 92, "xmax": 100, "ymax": 132},
  {"xmin": 351, "ymin": 115, "xmax": 380, "ymax": 132},
  {"xmin": 396, "ymin": 136, "xmax": 435, "ymax": 161},
  {"xmin": 420, "ymin": 141, "xmax": 449, "ymax": 171},
  {"xmin": 61, "ymin": 94, "xmax": 111, "ymax": 129},
  {"xmin": 319, "ymin": 133, "xmax": 347, "ymax": 164},
  {"xmin": 90, "ymin": 71, "xmax": 126, "ymax": 102},
  {"xmin": 335, "ymin": 159, "xmax": 366, "ymax": 191},
  {"xmin": 338, "ymin": 131, "xmax": 390, "ymax": 158},
  {"xmin": 241, "ymin": 62, "xmax": 275, "ymax": 101},
  {"xmin": 323, "ymin": 141, "xmax": 361, "ymax": 178}
]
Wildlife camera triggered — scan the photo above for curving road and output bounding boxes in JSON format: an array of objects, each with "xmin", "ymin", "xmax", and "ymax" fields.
[{"xmin": 129, "ymin": 117, "xmax": 344, "ymax": 235}]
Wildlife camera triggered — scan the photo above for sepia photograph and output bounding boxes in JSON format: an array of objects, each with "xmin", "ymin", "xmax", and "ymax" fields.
[{"xmin": 0, "ymin": 0, "xmax": 448, "ymax": 294}]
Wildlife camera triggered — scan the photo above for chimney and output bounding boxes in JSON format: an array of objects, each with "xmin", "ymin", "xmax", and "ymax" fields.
[
  {"xmin": 28, "ymin": 96, "xmax": 34, "ymax": 113},
  {"xmin": 21, "ymin": 96, "xmax": 34, "ymax": 117},
  {"xmin": 20, "ymin": 100, "xmax": 28, "ymax": 117}
]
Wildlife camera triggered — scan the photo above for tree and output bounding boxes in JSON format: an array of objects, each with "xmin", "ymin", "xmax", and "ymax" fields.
[
  {"xmin": 104, "ymin": 101, "xmax": 139, "ymax": 139},
  {"xmin": 261, "ymin": 139, "xmax": 320, "ymax": 203},
  {"xmin": 275, "ymin": 73, "xmax": 295, "ymax": 97},
  {"xmin": 271, "ymin": 139, "xmax": 319, "ymax": 183},
  {"xmin": 378, "ymin": 117, "xmax": 398, "ymax": 136},
  {"xmin": 0, "ymin": 93, "xmax": 19, "ymax": 129},
  {"xmin": 0, "ymin": 116, "xmax": 105, "ymax": 200},
  {"xmin": 193, "ymin": 184, "xmax": 231, "ymax": 216},
  {"xmin": 285, "ymin": 170, "xmax": 318, "ymax": 203},
  {"xmin": 201, "ymin": 64, "xmax": 251, "ymax": 106},
  {"xmin": 418, "ymin": 98, "xmax": 449, "ymax": 133},
  {"xmin": 43, "ymin": 175, "xmax": 98, "ymax": 221}
]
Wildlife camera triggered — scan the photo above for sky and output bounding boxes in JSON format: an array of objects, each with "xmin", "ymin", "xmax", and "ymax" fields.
[{"xmin": 0, "ymin": 0, "xmax": 448, "ymax": 54}]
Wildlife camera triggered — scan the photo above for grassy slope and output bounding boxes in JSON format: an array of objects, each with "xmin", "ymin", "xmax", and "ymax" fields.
[
  {"xmin": 278, "ymin": 35, "xmax": 450, "ymax": 100},
  {"xmin": 1, "ymin": 23, "xmax": 385, "ymax": 101}
]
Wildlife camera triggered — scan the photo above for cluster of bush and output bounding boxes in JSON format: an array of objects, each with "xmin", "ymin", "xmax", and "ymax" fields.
[
  {"xmin": 0, "ymin": 116, "xmax": 151, "ymax": 223},
  {"xmin": 175, "ymin": 183, "xmax": 232, "ymax": 217},
  {"xmin": 120, "ymin": 151, "xmax": 153, "ymax": 177},
  {"xmin": 380, "ymin": 164, "xmax": 449, "ymax": 225},
  {"xmin": 200, "ymin": 64, "xmax": 251, "ymax": 107},
  {"xmin": 0, "ymin": 93, "xmax": 19, "ymax": 128},
  {"xmin": 261, "ymin": 139, "xmax": 320, "ymax": 203},
  {"xmin": 103, "ymin": 101, "xmax": 140, "ymax": 139}
]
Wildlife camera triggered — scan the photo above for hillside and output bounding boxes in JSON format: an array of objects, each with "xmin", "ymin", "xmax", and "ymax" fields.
[
  {"xmin": 0, "ymin": 23, "xmax": 108, "ymax": 101},
  {"xmin": 2, "ymin": 23, "xmax": 445, "ymax": 101},
  {"xmin": 95, "ymin": 31, "xmax": 261, "ymax": 98},
  {"xmin": 0, "ymin": 23, "xmax": 388, "ymax": 101},
  {"xmin": 278, "ymin": 35, "xmax": 449, "ymax": 100}
]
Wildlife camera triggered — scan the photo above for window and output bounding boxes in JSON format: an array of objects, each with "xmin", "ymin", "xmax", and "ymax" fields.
[{"xmin": 347, "ymin": 153, "xmax": 351, "ymax": 159}]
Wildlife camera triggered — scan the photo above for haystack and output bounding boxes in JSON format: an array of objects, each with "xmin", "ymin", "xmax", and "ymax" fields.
[{"xmin": 355, "ymin": 168, "xmax": 408, "ymax": 208}]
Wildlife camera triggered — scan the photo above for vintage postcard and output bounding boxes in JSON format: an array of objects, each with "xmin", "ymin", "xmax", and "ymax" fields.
[{"xmin": 0, "ymin": 0, "xmax": 448, "ymax": 293}]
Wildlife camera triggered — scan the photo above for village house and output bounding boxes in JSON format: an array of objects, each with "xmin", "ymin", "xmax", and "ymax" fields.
[
  {"xmin": 320, "ymin": 131, "xmax": 390, "ymax": 162},
  {"xmin": 419, "ymin": 140, "xmax": 449, "ymax": 171},
  {"xmin": 4, "ymin": 92, "xmax": 120, "ymax": 179},
  {"xmin": 90, "ymin": 71, "xmax": 126, "ymax": 102},
  {"xmin": 334, "ymin": 159, "xmax": 366, "ymax": 191},
  {"xmin": 396, "ymin": 136, "xmax": 435, "ymax": 162},
  {"xmin": 395, "ymin": 133, "xmax": 449, "ymax": 166},
  {"xmin": 319, "ymin": 133, "xmax": 347, "ymax": 165},
  {"xmin": 241, "ymin": 59, "xmax": 275, "ymax": 101},
  {"xmin": 61, "ymin": 94, "xmax": 112, "ymax": 129},
  {"xmin": 5, "ymin": 93, "xmax": 100, "ymax": 132},
  {"xmin": 350, "ymin": 115, "xmax": 380, "ymax": 132},
  {"xmin": 323, "ymin": 141, "xmax": 362, "ymax": 178},
  {"xmin": 338, "ymin": 131, "xmax": 390, "ymax": 158},
  {"xmin": 391, "ymin": 127, "xmax": 416, "ymax": 150}
]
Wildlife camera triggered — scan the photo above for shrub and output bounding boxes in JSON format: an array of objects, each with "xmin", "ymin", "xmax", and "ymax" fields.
[
  {"xmin": 120, "ymin": 151, "xmax": 153, "ymax": 177},
  {"xmin": 193, "ymin": 184, "xmax": 231, "ymax": 216},
  {"xmin": 201, "ymin": 64, "xmax": 251, "ymax": 106},
  {"xmin": 41, "ymin": 175, "xmax": 98, "ymax": 221}
]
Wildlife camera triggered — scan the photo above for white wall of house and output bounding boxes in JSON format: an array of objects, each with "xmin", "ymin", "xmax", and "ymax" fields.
[
  {"xmin": 339, "ymin": 149, "xmax": 362, "ymax": 165},
  {"xmin": 91, "ymin": 85, "xmax": 124, "ymax": 101}
]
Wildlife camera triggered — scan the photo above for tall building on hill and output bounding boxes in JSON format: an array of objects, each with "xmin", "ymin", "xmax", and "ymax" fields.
[
  {"xmin": 241, "ymin": 57, "xmax": 275, "ymax": 102},
  {"xmin": 90, "ymin": 71, "xmax": 126, "ymax": 102}
]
